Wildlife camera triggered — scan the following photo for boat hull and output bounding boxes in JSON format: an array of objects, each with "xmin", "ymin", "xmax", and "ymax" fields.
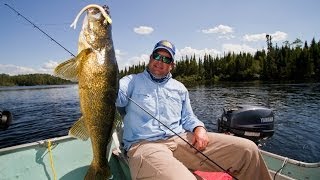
[
  {"xmin": 0, "ymin": 136, "xmax": 130, "ymax": 180},
  {"xmin": 0, "ymin": 135, "xmax": 319, "ymax": 180}
]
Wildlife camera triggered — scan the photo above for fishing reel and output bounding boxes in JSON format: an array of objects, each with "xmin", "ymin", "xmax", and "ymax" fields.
[{"xmin": 0, "ymin": 110, "xmax": 13, "ymax": 130}]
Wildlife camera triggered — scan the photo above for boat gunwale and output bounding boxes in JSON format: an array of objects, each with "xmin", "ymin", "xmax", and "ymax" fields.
[
  {"xmin": 260, "ymin": 149, "xmax": 320, "ymax": 168},
  {"xmin": 1, "ymin": 135, "xmax": 319, "ymax": 168},
  {"xmin": 0, "ymin": 135, "xmax": 73, "ymax": 155}
]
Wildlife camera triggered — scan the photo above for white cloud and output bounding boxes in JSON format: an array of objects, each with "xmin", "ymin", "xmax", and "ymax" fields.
[
  {"xmin": 243, "ymin": 31, "xmax": 288, "ymax": 42},
  {"xmin": 177, "ymin": 47, "xmax": 221, "ymax": 60},
  {"xmin": 121, "ymin": 54, "xmax": 150, "ymax": 70},
  {"xmin": 1, "ymin": 44, "xmax": 260, "ymax": 75},
  {"xmin": 115, "ymin": 49, "xmax": 146, "ymax": 70},
  {"xmin": 202, "ymin": 25, "xmax": 234, "ymax": 34},
  {"xmin": 222, "ymin": 44, "xmax": 257, "ymax": 54},
  {"xmin": 0, "ymin": 50, "xmax": 143, "ymax": 74},
  {"xmin": 40, "ymin": 60, "xmax": 59, "ymax": 73},
  {"xmin": 270, "ymin": 31, "xmax": 288, "ymax": 41},
  {"xmin": 133, "ymin": 26, "xmax": 154, "ymax": 35},
  {"xmin": 0, "ymin": 60, "xmax": 60, "ymax": 76},
  {"xmin": 218, "ymin": 34, "xmax": 235, "ymax": 40},
  {"xmin": 115, "ymin": 49, "xmax": 123, "ymax": 56},
  {"xmin": 243, "ymin": 33, "xmax": 266, "ymax": 42},
  {"xmin": 115, "ymin": 49, "xmax": 126, "ymax": 64},
  {"xmin": 117, "ymin": 47, "xmax": 222, "ymax": 69},
  {"xmin": 0, "ymin": 64, "xmax": 39, "ymax": 75}
]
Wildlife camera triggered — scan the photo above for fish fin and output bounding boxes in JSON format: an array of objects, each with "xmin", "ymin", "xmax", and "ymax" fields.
[
  {"xmin": 85, "ymin": 163, "xmax": 112, "ymax": 180},
  {"xmin": 54, "ymin": 48, "xmax": 93, "ymax": 81},
  {"xmin": 68, "ymin": 116, "xmax": 90, "ymax": 140}
]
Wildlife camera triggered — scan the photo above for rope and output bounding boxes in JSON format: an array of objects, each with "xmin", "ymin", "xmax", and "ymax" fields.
[
  {"xmin": 47, "ymin": 140, "xmax": 57, "ymax": 180},
  {"xmin": 273, "ymin": 157, "xmax": 289, "ymax": 180}
]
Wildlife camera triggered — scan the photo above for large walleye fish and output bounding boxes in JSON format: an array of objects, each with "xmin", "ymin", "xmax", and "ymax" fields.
[{"xmin": 54, "ymin": 4, "xmax": 118, "ymax": 179}]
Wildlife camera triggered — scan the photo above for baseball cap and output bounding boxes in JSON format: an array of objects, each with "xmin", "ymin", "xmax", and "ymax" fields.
[{"xmin": 152, "ymin": 40, "xmax": 176, "ymax": 61}]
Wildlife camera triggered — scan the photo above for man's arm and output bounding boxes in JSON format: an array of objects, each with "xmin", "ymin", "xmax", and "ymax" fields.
[
  {"xmin": 180, "ymin": 90, "xmax": 209, "ymax": 151},
  {"xmin": 116, "ymin": 75, "xmax": 135, "ymax": 108},
  {"xmin": 181, "ymin": 90, "xmax": 205, "ymax": 131}
]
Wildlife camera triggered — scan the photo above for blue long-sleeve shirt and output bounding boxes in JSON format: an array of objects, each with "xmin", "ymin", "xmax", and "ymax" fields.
[{"xmin": 116, "ymin": 70, "xmax": 205, "ymax": 150}]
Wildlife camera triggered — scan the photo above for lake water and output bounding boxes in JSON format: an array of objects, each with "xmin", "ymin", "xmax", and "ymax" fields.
[{"xmin": 0, "ymin": 83, "xmax": 319, "ymax": 163}]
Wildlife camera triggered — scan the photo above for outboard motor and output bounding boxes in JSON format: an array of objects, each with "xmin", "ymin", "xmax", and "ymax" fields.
[
  {"xmin": 218, "ymin": 105, "xmax": 274, "ymax": 143},
  {"xmin": 0, "ymin": 110, "xmax": 13, "ymax": 130}
]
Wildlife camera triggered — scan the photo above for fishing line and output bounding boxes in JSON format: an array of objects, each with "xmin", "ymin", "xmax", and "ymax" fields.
[
  {"xmin": 4, "ymin": 3, "xmax": 76, "ymax": 57},
  {"xmin": 119, "ymin": 90, "xmax": 239, "ymax": 180},
  {"xmin": 4, "ymin": 3, "xmax": 238, "ymax": 178}
]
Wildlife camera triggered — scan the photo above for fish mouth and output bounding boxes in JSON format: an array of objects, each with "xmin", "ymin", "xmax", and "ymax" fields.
[
  {"xmin": 88, "ymin": 9, "xmax": 104, "ymax": 21},
  {"xmin": 88, "ymin": 5, "xmax": 110, "ymax": 21},
  {"xmin": 70, "ymin": 4, "xmax": 112, "ymax": 29}
]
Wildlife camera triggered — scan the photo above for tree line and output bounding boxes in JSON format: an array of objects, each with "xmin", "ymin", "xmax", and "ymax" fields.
[
  {"xmin": 0, "ymin": 73, "xmax": 73, "ymax": 86},
  {"xmin": 1, "ymin": 37, "xmax": 319, "ymax": 87},
  {"xmin": 120, "ymin": 37, "xmax": 320, "ymax": 86}
]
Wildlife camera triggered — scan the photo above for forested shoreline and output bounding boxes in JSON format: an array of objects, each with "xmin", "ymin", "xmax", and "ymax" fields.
[
  {"xmin": 1, "ymin": 37, "xmax": 320, "ymax": 87},
  {"xmin": 0, "ymin": 73, "xmax": 73, "ymax": 86},
  {"xmin": 120, "ymin": 37, "xmax": 320, "ymax": 86}
]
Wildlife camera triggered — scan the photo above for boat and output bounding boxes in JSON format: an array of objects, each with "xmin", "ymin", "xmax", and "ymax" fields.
[
  {"xmin": 0, "ymin": 135, "xmax": 130, "ymax": 180},
  {"xmin": 1, "ymin": 129, "xmax": 319, "ymax": 180},
  {"xmin": 1, "ymin": 107, "xmax": 320, "ymax": 180}
]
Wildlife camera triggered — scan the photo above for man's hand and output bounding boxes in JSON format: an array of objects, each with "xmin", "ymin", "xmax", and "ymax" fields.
[{"xmin": 192, "ymin": 126, "xmax": 209, "ymax": 151}]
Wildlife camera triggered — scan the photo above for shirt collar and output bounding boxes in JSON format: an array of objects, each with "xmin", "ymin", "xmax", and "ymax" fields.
[{"xmin": 145, "ymin": 69, "xmax": 172, "ymax": 83}]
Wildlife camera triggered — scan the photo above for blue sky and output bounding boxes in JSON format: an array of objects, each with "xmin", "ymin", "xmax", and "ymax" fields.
[{"xmin": 1, "ymin": 0, "xmax": 319, "ymax": 75}]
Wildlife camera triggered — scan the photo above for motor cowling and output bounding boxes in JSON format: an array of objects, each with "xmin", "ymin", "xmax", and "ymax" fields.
[
  {"xmin": 218, "ymin": 105, "xmax": 274, "ymax": 143},
  {"xmin": 0, "ymin": 110, "xmax": 13, "ymax": 130}
]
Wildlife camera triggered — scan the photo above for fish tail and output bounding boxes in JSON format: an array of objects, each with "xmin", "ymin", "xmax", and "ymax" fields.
[{"xmin": 85, "ymin": 163, "xmax": 113, "ymax": 180}]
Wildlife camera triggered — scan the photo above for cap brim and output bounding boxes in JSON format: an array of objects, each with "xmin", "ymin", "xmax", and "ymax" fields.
[{"xmin": 153, "ymin": 46, "xmax": 175, "ymax": 61}]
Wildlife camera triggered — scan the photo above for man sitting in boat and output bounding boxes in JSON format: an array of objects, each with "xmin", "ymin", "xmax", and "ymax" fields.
[{"xmin": 116, "ymin": 40, "xmax": 272, "ymax": 180}]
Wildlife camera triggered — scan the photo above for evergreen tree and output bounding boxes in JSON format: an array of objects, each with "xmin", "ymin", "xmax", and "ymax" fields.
[{"xmin": 310, "ymin": 38, "xmax": 320, "ymax": 79}]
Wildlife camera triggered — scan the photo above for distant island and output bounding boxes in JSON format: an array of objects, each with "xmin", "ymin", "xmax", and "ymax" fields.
[{"xmin": 0, "ymin": 73, "xmax": 74, "ymax": 86}]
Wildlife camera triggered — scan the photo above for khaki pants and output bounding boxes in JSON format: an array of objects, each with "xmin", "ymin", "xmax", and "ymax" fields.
[{"xmin": 127, "ymin": 132, "xmax": 272, "ymax": 180}]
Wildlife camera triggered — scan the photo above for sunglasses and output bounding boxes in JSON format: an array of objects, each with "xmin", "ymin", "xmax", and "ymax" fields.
[{"xmin": 152, "ymin": 52, "xmax": 173, "ymax": 64}]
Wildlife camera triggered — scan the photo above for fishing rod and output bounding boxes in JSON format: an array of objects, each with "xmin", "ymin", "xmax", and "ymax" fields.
[
  {"xmin": 4, "ymin": 3, "xmax": 76, "ymax": 57},
  {"xmin": 119, "ymin": 90, "xmax": 239, "ymax": 180},
  {"xmin": 4, "ymin": 3, "xmax": 238, "ymax": 179}
]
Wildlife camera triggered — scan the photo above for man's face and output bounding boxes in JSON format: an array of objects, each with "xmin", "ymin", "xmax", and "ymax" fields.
[{"xmin": 148, "ymin": 49, "xmax": 174, "ymax": 78}]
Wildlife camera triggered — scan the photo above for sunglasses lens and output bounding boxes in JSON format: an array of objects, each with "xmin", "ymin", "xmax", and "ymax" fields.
[
  {"xmin": 152, "ymin": 52, "xmax": 172, "ymax": 64},
  {"xmin": 162, "ymin": 57, "xmax": 172, "ymax": 64},
  {"xmin": 152, "ymin": 53, "xmax": 161, "ymax": 61}
]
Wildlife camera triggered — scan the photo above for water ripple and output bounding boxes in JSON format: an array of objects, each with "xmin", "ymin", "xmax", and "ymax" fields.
[{"xmin": 0, "ymin": 83, "xmax": 319, "ymax": 163}]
